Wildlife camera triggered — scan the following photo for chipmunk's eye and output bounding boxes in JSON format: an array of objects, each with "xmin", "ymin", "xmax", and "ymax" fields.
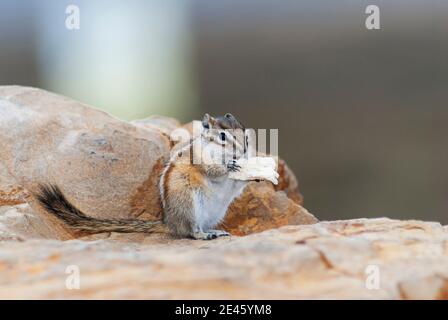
[{"xmin": 219, "ymin": 132, "xmax": 226, "ymax": 141}]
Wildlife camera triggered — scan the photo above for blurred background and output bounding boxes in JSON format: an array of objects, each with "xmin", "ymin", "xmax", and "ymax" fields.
[{"xmin": 0, "ymin": 0, "xmax": 447, "ymax": 223}]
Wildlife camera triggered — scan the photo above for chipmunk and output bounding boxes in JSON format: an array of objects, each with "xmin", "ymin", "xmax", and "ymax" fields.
[{"xmin": 36, "ymin": 113, "xmax": 250, "ymax": 240}]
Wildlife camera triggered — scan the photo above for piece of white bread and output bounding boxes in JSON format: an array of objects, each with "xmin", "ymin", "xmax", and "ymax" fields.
[{"xmin": 229, "ymin": 156, "xmax": 279, "ymax": 185}]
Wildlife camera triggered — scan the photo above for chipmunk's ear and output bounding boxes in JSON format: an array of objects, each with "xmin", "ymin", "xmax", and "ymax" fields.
[
  {"xmin": 202, "ymin": 113, "xmax": 216, "ymax": 129},
  {"xmin": 225, "ymin": 113, "xmax": 245, "ymax": 130},
  {"xmin": 216, "ymin": 113, "xmax": 245, "ymax": 130}
]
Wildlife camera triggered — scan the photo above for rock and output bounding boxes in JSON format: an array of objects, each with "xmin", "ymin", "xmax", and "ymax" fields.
[
  {"xmin": 0, "ymin": 86, "xmax": 313, "ymax": 240},
  {"xmin": 222, "ymin": 182, "xmax": 316, "ymax": 236},
  {"xmin": 0, "ymin": 162, "xmax": 25, "ymax": 206},
  {"xmin": 275, "ymin": 159, "xmax": 303, "ymax": 205},
  {"xmin": 0, "ymin": 86, "xmax": 171, "ymax": 239},
  {"xmin": 0, "ymin": 218, "xmax": 446, "ymax": 299},
  {"xmin": 0, "ymin": 204, "xmax": 55, "ymax": 241},
  {"xmin": 131, "ymin": 116, "xmax": 181, "ymax": 145},
  {"xmin": 399, "ymin": 275, "xmax": 448, "ymax": 300}
]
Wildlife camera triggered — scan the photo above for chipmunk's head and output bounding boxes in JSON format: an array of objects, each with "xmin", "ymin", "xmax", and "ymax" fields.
[{"xmin": 200, "ymin": 113, "xmax": 248, "ymax": 165}]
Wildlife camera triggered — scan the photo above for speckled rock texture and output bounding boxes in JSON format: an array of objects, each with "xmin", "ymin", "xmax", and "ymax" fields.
[{"xmin": 0, "ymin": 218, "xmax": 446, "ymax": 299}]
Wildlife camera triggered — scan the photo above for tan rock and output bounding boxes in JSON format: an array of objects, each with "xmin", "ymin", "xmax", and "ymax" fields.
[
  {"xmin": 0, "ymin": 204, "xmax": 55, "ymax": 241},
  {"xmin": 131, "ymin": 115, "xmax": 181, "ymax": 146},
  {"xmin": 0, "ymin": 218, "xmax": 446, "ymax": 299},
  {"xmin": 399, "ymin": 275, "xmax": 448, "ymax": 300},
  {"xmin": 0, "ymin": 86, "xmax": 171, "ymax": 238},
  {"xmin": 0, "ymin": 86, "xmax": 313, "ymax": 240},
  {"xmin": 0, "ymin": 162, "xmax": 25, "ymax": 206}
]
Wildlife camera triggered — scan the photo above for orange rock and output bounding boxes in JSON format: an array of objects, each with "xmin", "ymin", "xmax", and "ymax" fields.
[
  {"xmin": 221, "ymin": 182, "xmax": 316, "ymax": 235},
  {"xmin": 275, "ymin": 159, "xmax": 303, "ymax": 205}
]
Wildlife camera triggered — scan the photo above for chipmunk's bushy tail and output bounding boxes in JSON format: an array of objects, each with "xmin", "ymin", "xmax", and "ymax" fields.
[{"xmin": 35, "ymin": 184, "xmax": 164, "ymax": 234}]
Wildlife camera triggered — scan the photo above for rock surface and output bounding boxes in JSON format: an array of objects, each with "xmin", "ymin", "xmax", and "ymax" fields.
[
  {"xmin": 0, "ymin": 86, "xmax": 171, "ymax": 239},
  {"xmin": 0, "ymin": 218, "xmax": 446, "ymax": 299},
  {"xmin": 222, "ymin": 182, "xmax": 314, "ymax": 236},
  {"xmin": 0, "ymin": 86, "xmax": 446, "ymax": 300},
  {"xmin": 0, "ymin": 86, "xmax": 314, "ymax": 240}
]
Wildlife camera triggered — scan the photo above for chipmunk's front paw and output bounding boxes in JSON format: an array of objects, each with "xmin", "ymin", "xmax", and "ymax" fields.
[
  {"xmin": 227, "ymin": 160, "xmax": 241, "ymax": 172},
  {"xmin": 209, "ymin": 229, "xmax": 230, "ymax": 237},
  {"xmin": 192, "ymin": 230, "xmax": 230, "ymax": 240}
]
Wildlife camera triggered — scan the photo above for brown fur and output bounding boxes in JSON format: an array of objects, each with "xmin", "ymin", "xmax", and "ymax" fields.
[
  {"xmin": 35, "ymin": 113, "xmax": 248, "ymax": 240},
  {"xmin": 35, "ymin": 184, "xmax": 166, "ymax": 234}
]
